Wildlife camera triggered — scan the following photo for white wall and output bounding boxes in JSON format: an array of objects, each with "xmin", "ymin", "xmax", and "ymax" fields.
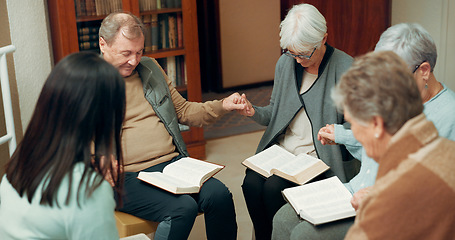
[
  {"xmin": 6, "ymin": 0, "xmax": 52, "ymax": 130},
  {"xmin": 392, "ymin": 0, "xmax": 455, "ymax": 91}
]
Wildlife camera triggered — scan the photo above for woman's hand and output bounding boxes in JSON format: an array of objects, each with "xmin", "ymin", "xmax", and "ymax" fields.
[
  {"xmin": 96, "ymin": 155, "xmax": 121, "ymax": 187},
  {"xmin": 318, "ymin": 124, "xmax": 336, "ymax": 145},
  {"xmin": 350, "ymin": 186, "xmax": 372, "ymax": 211},
  {"xmin": 239, "ymin": 93, "xmax": 255, "ymax": 116}
]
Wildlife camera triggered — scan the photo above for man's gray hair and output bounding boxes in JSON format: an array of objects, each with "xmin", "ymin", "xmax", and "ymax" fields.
[
  {"xmin": 279, "ymin": 4, "xmax": 327, "ymax": 52},
  {"xmin": 332, "ymin": 51, "xmax": 423, "ymax": 134},
  {"xmin": 374, "ymin": 23, "xmax": 437, "ymax": 72},
  {"xmin": 99, "ymin": 12, "xmax": 145, "ymax": 45}
]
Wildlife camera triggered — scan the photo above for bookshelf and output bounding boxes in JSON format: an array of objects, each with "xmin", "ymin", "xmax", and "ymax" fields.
[{"xmin": 47, "ymin": 0, "xmax": 206, "ymax": 159}]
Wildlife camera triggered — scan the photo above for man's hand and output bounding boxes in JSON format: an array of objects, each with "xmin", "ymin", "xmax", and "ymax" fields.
[
  {"xmin": 318, "ymin": 124, "xmax": 336, "ymax": 145},
  {"xmin": 350, "ymin": 186, "xmax": 372, "ymax": 211},
  {"xmin": 222, "ymin": 92, "xmax": 246, "ymax": 111},
  {"xmin": 222, "ymin": 93, "xmax": 255, "ymax": 117}
]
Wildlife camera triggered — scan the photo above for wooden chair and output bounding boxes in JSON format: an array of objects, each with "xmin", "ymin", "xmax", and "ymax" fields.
[
  {"xmin": 115, "ymin": 211, "xmax": 158, "ymax": 238},
  {"xmin": 115, "ymin": 211, "xmax": 203, "ymax": 239}
]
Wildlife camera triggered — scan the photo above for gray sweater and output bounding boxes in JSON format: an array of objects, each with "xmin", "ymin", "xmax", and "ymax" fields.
[{"xmin": 251, "ymin": 45, "xmax": 356, "ymax": 182}]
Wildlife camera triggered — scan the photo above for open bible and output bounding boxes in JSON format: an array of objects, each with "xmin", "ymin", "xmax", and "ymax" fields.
[
  {"xmin": 282, "ymin": 176, "xmax": 356, "ymax": 225},
  {"xmin": 137, "ymin": 157, "xmax": 224, "ymax": 194},
  {"xmin": 242, "ymin": 145, "xmax": 329, "ymax": 185}
]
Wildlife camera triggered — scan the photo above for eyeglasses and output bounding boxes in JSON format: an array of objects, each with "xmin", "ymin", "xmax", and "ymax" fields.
[
  {"xmin": 412, "ymin": 61, "xmax": 426, "ymax": 73},
  {"xmin": 283, "ymin": 47, "xmax": 317, "ymax": 60}
]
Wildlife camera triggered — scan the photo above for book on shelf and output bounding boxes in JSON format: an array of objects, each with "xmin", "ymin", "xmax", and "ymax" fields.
[
  {"xmin": 168, "ymin": 15, "xmax": 177, "ymax": 48},
  {"xmin": 74, "ymin": 0, "xmax": 122, "ymax": 17},
  {"xmin": 75, "ymin": 0, "xmax": 85, "ymax": 17},
  {"xmin": 160, "ymin": 0, "xmax": 167, "ymax": 8},
  {"xmin": 157, "ymin": 56, "xmax": 185, "ymax": 87},
  {"xmin": 142, "ymin": 15, "xmax": 153, "ymax": 52},
  {"xmin": 242, "ymin": 144, "xmax": 329, "ymax": 185},
  {"xmin": 78, "ymin": 26, "xmax": 99, "ymax": 35},
  {"xmin": 85, "ymin": 0, "xmax": 96, "ymax": 16},
  {"xmin": 137, "ymin": 157, "xmax": 224, "ymax": 194},
  {"xmin": 158, "ymin": 14, "xmax": 169, "ymax": 49},
  {"xmin": 139, "ymin": 0, "xmax": 157, "ymax": 11},
  {"xmin": 79, "ymin": 41, "xmax": 99, "ymax": 50},
  {"xmin": 157, "ymin": 57, "xmax": 167, "ymax": 74},
  {"xmin": 166, "ymin": 56, "xmax": 176, "ymax": 87},
  {"xmin": 183, "ymin": 60, "xmax": 187, "ymax": 85},
  {"xmin": 282, "ymin": 176, "xmax": 356, "ymax": 225},
  {"xmin": 78, "ymin": 33, "xmax": 98, "ymax": 42},
  {"xmin": 167, "ymin": 0, "xmax": 175, "ymax": 8},
  {"xmin": 138, "ymin": 13, "xmax": 179, "ymax": 52},
  {"xmin": 175, "ymin": 55, "xmax": 182, "ymax": 86},
  {"xmin": 176, "ymin": 13, "xmax": 183, "ymax": 47},
  {"xmin": 151, "ymin": 14, "xmax": 159, "ymax": 51},
  {"xmin": 161, "ymin": 0, "xmax": 181, "ymax": 8},
  {"xmin": 95, "ymin": 0, "xmax": 106, "ymax": 16}
]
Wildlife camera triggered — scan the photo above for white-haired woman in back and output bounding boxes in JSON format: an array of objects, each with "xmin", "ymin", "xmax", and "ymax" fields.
[{"xmin": 238, "ymin": 4, "xmax": 357, "ymax": 240}]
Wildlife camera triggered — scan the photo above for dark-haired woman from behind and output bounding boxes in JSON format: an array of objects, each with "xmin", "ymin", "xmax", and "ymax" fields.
[{"xmin": 0, "ymin": 52, "xmax": 126, "ymax": 239}]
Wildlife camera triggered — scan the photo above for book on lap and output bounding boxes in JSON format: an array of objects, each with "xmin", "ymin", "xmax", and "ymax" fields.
[
  {"xmin": 242, "ymin": 144, "xmax": 329, "ymax": 185},
  {"xmin": 120, "ymin": 233, "xmax": 150, "ymax": 240},
  {"xmin": 137, "ymin": 157, "xmax": 224, "ymax": 194},
  {"xmin": 282, "ymin": 176, "xmax": 356, "ymax": 225}
]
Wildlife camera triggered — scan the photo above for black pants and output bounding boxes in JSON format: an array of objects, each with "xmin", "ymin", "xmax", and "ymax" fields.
[
  {"xmin": 242, "ymin": 168, "xmax": 296, "ymax": 240},
  {"xmin": 118, "ymin": 156, "xmax": 237, "ymax": 240}
]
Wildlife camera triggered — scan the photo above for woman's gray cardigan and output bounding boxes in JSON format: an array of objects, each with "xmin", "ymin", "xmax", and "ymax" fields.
[{"xmin": 251, "ymin": 45, "xmax": 357, "ymax": 182}]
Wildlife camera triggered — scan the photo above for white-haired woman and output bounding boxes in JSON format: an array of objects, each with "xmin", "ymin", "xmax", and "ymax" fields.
[
  {"xmin": 238, "ymin": 4, "xmax": 356, "ymax": 239},
  {"xmin": 339, "ymin": 51, "xmax": 455, "ymax": 239},
  {"xmin": 317, "ymin": 22, "xmax": 455, "ymax": 213},
  {"xmin": 320, "ymin": 23, "xmax": 455, "ymax": 147}
]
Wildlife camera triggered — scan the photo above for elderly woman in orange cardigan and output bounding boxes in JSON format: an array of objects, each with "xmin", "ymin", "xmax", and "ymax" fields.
[{"xmin": 334, "ymin": 51, "xmax": 455, "ymax": 239}]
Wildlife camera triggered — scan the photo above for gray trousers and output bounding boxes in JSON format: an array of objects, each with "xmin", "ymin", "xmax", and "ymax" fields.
[{"xmin": 272, "ymin": 203, "xmax": 354, "ymax": 240}]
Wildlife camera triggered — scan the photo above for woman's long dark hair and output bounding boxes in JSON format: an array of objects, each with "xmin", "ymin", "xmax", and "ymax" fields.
[{"xmin": 5, "ymin": 52, "xmax": 125, "ymax": 207}]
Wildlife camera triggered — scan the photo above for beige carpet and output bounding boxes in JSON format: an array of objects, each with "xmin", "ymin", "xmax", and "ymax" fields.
[
  {"xmin": 202, "ymin": 85, "xmax": 272, "ymax": 139},
  {"xmin": 188, "ymin": 130, "xmax": 264, "ymax": 240}
]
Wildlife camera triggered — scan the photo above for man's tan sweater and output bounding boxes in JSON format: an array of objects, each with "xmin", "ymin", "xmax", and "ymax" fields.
[{"xmin": 122, "ymin": 64, "xmax": 227, "ymax": 172}]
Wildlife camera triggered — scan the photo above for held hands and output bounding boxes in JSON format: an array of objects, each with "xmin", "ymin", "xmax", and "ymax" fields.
[
  {"xmin": 96, "ymin": 154, "xmax": 121, "ymax": 187},
  {"xmin": 350, "ymin": 186, "xmax": 372, "ymax": 211},
  {"xmin": 318, "ymin": 124, "xmax": 336, "ymax": 145},
  {"xmin": 222, "ymin": 92, "xmax": 255, "ymax": 116}
]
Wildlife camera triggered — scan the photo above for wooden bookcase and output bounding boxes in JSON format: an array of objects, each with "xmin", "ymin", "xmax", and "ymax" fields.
[{"xmin": 47, "ymin": 0, "xmax": 206, "ymax": 159}]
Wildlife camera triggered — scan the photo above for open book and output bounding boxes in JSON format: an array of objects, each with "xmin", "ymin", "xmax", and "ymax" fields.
[
  {"xmin": 242, "ymin": 145, "xmax": 329, "ymax": 185},
  {"xmin": 137, "ymin": 157, "xmax": 224, "ymax": 194},
  {"xmin": 282, "ymin": 176, "xmax": 356, "ymax": 225},
  {"xmin": 120, "ymin": 233, "xmax": 150, "ymax": 240}
]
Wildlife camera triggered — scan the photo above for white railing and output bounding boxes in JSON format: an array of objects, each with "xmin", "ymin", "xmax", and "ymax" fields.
[{"xmin": 0, "ymin": 45, "xmax": 17, "ymax": 156}]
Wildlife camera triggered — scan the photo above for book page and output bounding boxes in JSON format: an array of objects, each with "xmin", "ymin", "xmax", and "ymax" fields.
[
  {"xmin": 163, "ymin": 157, "xmax": 223, "ymax": 186},
  {"xmin": 120, "ymin": 233, "xmax": 152, "ymax": 240},
  {"xmin": 300, "ymin": 198, "xmax": 355, "ymax": 225},
  {"xmin": 283, "ymin": 176, "xmax": 355, "ymax": 225},
  {"xmin": 243, "ymin": 145, "xmax": 295, "ymax": 176},
  {"xmin": 137, "ymin": 171, "xmax": 196, "ymax": 193},
  {"xmin": 273, "ymin": 154, "xmax": 320, "ymax": 176}
]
